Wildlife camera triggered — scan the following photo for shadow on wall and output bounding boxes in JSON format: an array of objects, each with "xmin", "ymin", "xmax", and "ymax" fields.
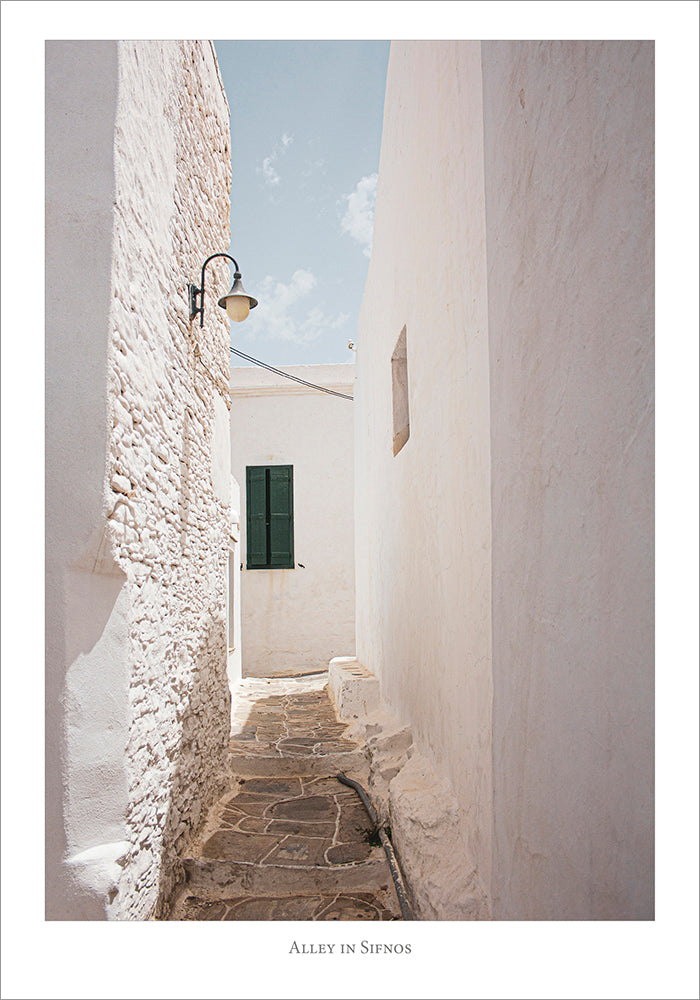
[{"xmin": 153, "ymin": 618, "xmax": 232, "ymax": 918}]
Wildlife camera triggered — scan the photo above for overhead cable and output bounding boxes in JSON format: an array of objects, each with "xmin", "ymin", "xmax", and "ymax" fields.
[{"xmin": 229, "ymin": 345, "xmax": 354, "ymax": 400}]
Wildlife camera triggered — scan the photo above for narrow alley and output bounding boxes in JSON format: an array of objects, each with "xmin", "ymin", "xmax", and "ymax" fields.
[
  {"xmin": 165, "ymin": 674, "xmax": 407, "ymax": 920},
  {"xmin": 44, "ymin": 29, "xmax": 658, "ymax": 948}
]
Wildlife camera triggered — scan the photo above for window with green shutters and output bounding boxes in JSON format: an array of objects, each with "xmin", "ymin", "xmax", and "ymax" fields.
[{"xmin": 245, "ymin": 465, "xmax": 294, "ymax": 569}]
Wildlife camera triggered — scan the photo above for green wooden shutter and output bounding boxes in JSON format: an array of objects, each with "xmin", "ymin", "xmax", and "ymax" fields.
[
  {"xmin": 246, "ymin": 467, "xmax": 268, "ymax": 568},
  {"xmin": 268, "ymin": 465, "xmax": 294, "ymax": 568}
]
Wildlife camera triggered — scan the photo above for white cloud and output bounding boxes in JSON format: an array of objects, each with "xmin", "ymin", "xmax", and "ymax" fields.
[
  {"xmin": 257, "ymin": 133, "xmax": 294, "ymax": 189},
  {"xmin": 341, "ymin": 173, "xmax": 378, "ymax": 258},
  {"xmin": 260, "ymin": 155, "xmax": 280, "ymax": 187},
  {"xmin": 252, "ymin": 270, "xmax": 349, "ymax": 346}
]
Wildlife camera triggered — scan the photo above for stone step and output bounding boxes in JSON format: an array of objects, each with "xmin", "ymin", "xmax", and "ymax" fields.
[
  {"xmin": 168, "ymin": 854, "xmax": 401, "ymax": 920},
  {"xmin": 169, "ymin": 848, "xmax": 401, "ymax": 920},
  {"xmin": 227, "ymin": 749, "xmax": 368, "ymax": 779},
  {"xmin": 180, "ymin": 852, "xmax": 394, "ymax": 897},
  {"xmin": 170, "ymin": 892, "xmax": 400, "ymax": 921},
  {"xmin": 170, "ymin": 885, "xmax": 400, "ymax": 921}
]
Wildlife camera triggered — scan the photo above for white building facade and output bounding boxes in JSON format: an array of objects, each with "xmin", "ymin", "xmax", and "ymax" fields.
[
  {"xmin": 354, "ymin": 41, "xmax": 654, "ymax": 920},
  {"xmin": 230, "ymin": 364, "xmax": 355, "ymax": 677},
  {"xmin": 46, "ymin": 40, "xmax": 236, "ymax": 919}
]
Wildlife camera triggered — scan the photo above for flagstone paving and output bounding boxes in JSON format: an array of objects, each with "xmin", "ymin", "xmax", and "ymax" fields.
[{"xmin": 166, "ymin": 674, "xmax": 402, "ymax": 920}]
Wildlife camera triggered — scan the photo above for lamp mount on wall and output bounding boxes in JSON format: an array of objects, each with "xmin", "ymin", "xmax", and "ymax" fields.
[{"xmin": 188, "ymin": 253, "xmax": 258, "ymax": 327}]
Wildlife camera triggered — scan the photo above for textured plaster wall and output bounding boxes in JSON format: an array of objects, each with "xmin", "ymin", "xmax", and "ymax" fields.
[
  {"xmin": 46, "ymin": 40, "xmax": 123, "ymax": 920},
  {"xmin": 46, "ymin": 40, "xmax": 234, "ymax": 919},
  {"xmin": 482, "ymin": 40, "xmax": 654, "ymax": 920},
  {"xmin": 354, "ymin": 41, "xmax": 494, "ymax": 914},
  {"xmin": 230, "ymin": 365, "xmax": 355, "ymax": 677},
  {"xmin": 354, "ymin": 40, "xmax": 653, "ymax": 920}
]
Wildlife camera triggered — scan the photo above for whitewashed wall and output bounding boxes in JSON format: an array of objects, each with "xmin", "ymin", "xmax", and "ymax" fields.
[
  {"xmin": 355, "ymin": 41, "xmax": 494, "ymax": 913},
  {"xmin": 230, "ymin": 365, "xmax": 355, "ymax": 677},
  {"xmin": 355, "ymin": 41, "xmax": 654, "ymax": 920},
  {"xmin": 46, "ymin": 40, "xmax": 234, "ymax": 919},
  {"xmin": 482, "ymin": 40, "xmax": 654, "ymax": 920}
]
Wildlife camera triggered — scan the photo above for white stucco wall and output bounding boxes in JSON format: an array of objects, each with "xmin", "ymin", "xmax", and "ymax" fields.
[
  {"xmin": 230, "ymin": 365, "xmax": 355, "ymax": 677},
  {"xmin": 354, "ymin": 41, "xmax": 653, "ymax": 919},
  {"xmin": 355, "ymin": 41, "xmax": 494, "ymax": 908},
  {"xmin": 46, "ymin": 40, "xmax": 234, "ymax": 919},
  {"xmin": 482, "ymin": 40, "xmax": 654, "ymax": 920},
  {"xmin": 46, "ymin": 40, "xmax": 125, "ymax": 921}
]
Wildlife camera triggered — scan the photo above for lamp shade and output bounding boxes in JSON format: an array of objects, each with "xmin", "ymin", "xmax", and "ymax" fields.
[{"xmin": 218, "ymin": 272, "xmax": 258, "ymax": 323}]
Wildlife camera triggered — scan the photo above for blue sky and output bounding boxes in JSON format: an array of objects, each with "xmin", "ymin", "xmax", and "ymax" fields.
[{"xmin": 213, "ymin": 41, "xmax": 390, "ymax": 367}]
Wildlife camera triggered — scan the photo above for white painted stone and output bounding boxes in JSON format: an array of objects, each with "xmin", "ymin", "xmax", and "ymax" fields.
[
  {"xmin": 328, "ymin": 656, "xmax": 380, "ymax": 721},
  {"xmin": 388, "ymin": 754, "xmax": 489, "ymax": 921},
  {"xmin": 110, "ymin": 473, "xmax": 132, "ymax": 495},
  {"xmin": 230, "ymin": 364, "xmax": 355, "ymax": 677},
  {"xmin": 65, "ymin": 840, "xmax": 131, "ymax": 916},
  {"xmin": 342, "ymin": 697, "xmax": 484, "ymax": 919},
  {"xmin": 349, "ymin": 710, "xmax": 413, "ymax": 818},
  {"xmin": 46, "ymin": 40, "xmax": 234, "ymax": 920},
  {"xmin": 355, "ymin": 41, "xmax": 654, "ymax": 920}
]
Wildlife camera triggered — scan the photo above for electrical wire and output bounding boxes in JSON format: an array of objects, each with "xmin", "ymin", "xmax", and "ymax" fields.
[{"xmin": 230, "ymin": 345, "xmax": 354, "ymax": 400}]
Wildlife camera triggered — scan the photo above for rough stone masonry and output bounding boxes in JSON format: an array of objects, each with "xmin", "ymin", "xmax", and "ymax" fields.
[
  {"xmin": 46, "ymin": 40, "xmax": 236, "ymax": 919},
  {"xmin": 107, "ymin": 40, "xmax": 234, "ymax": 919}
]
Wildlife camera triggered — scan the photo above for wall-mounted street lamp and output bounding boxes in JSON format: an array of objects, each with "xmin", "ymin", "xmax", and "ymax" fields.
[{"xmin": 188, "ymin": 253, "xmax": 258, "ymax": 327}]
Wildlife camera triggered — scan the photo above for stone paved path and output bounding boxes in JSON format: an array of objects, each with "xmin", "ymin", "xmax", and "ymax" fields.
[{"xmin": 167, "ymin": 674, "xmax": 402, "ymax": 920}]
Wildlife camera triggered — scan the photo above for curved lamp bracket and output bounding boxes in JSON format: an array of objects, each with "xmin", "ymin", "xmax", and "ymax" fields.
[{"xmin": 188, "ymin": 253, "xmax": 257, "ymax": 327}]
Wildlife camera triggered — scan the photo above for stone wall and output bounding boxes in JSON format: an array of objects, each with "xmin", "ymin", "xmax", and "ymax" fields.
[{"xmin": 46, "ymin": 40, "xmax": 235, "ymax": 919}]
